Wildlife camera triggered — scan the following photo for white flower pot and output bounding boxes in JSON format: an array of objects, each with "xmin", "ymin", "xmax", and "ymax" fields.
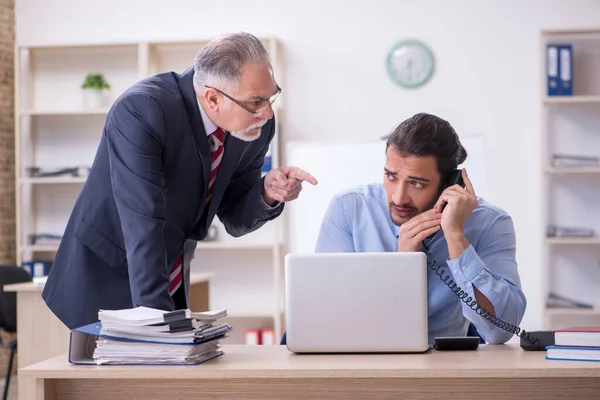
[{"xmin": 82, "ymin": 88, "xmax": 107, "ymax": 109}]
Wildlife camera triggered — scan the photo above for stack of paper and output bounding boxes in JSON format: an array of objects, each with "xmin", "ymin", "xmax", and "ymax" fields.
[{"xmin": 91, "ymin": 306, "xmax": 232, "ymax": 365}]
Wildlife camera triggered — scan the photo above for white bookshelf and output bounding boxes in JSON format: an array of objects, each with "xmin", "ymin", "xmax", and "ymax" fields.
[
  {"xmin": 14, "ymin": 37, "xmax": 286, "ymax": 344},
  {"xmin": 540, "ymin": 28, "xmax": 600, "ymax": 330}
]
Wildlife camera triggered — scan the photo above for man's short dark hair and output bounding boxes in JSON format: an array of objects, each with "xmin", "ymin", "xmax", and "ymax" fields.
[{"xmin": 385, "ymin": 113, "xmax": 467, "ymax": 180}]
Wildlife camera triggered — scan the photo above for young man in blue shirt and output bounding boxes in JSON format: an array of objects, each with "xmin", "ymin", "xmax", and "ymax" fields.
[{"xmin": 314, "ymin": 113, "xmax": 526, "ymax": 344}]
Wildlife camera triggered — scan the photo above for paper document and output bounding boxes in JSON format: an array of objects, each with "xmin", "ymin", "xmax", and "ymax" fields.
[{"xmin": 87, "ymin": 306, "xmax": 232, "ymax": 365}]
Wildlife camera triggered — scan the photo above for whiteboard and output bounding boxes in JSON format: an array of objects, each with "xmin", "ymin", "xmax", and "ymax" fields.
[{"xmin": 284, "ymin": 136, "xmax": 487, "ymax": 255}]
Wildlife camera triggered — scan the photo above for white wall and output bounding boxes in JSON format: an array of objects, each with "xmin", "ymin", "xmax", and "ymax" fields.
[{"xmin": 15, "ymin": 0, "xmax": 600, "ymax": 332}]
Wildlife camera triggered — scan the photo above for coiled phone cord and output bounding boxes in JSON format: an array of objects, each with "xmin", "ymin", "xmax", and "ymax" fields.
[{"xmin": 422, "ymin": 240, "xmax": 539, "ymax": 346}]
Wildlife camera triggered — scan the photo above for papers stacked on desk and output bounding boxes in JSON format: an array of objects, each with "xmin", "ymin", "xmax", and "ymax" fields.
[{"xmin": 90, "ymin": 306, "xmax": 232, "ymax": 365}]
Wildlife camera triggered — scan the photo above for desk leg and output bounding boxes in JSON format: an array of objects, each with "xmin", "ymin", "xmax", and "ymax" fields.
[
  {"xmin": 16, "ymin": 292, "xmax": 70, "ymax": 400},
  {"xmin": 19, "ymin": 377, "xmax": 37, "ymax": 400},
  {"xmin": 35, "ymin": 378, "xmax": 55, "ymax": 400},
  {"xmin": 189, "ymin": 281, "xmax": 210, "ymax": 311}
]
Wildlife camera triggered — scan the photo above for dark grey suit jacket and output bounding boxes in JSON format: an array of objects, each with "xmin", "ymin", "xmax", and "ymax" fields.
[{"xmin": 42, "ymin": 67, "xmax": 283, "ymax": 329}]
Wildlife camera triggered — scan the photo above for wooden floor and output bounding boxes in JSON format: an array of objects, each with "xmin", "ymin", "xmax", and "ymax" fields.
[{"xmin": 0, "ymin": 374, "xmax": 17, "ymax": 400}]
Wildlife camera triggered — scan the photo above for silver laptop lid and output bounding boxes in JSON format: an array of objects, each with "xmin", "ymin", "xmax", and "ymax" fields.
[{"xmin": 284, "ymin": 252, "xmax": 429, "ymax": 353}]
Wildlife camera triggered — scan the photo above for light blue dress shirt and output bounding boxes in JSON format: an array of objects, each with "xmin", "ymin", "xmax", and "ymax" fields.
[{"xmin": 315, "ymin": 183, "xmax": 527, "ymax": 345}]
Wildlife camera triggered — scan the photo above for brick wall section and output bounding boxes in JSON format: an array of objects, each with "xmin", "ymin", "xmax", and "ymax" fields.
[
  {"xmin": 0, "ymin": 0, "xmax": 16, "ymax": 379},
  {"xmin": 0, "ymin": 0, "xmax": 15, "ymax": 267}
]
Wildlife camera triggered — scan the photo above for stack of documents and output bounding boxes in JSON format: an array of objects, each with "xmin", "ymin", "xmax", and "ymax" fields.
[{"xmin": 90, "ymin": 306, "xmax": 232, "ymax": 365}]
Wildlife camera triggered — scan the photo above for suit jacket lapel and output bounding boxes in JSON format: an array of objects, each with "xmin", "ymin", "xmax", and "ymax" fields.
[
  {"xmin": 177, "ymin": 67, "xmax": 212, "ymax": 224},
  {"xmin": 205, "ymin": 133, "xmax": 244, "ymax": 229}
]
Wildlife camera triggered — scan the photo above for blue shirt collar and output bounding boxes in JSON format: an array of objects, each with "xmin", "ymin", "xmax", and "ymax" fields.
[{"xmin": 392, "ymin": 221, "xmax": 400, "ymax": 238}]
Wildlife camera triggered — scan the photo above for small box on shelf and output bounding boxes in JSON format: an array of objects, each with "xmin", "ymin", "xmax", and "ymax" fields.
[
  {"xmin": 262, "ymin": 151, "xmax": 272, "ymax": 175},
  {"xmin": 244, "ymin": 328, "xmax": 276, "ymax": 345},
  {"xmin": 245, "ymin": 329, "xmax": 261, "ymax": 345},
  {"xmin": 21, "ymin": 260, "xmax": 52, "ymax": 278}
]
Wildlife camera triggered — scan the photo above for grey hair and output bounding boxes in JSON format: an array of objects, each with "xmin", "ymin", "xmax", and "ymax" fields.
[{"xmin": 193, "ymin": 32, "xmax": 271, "ymax": 91}]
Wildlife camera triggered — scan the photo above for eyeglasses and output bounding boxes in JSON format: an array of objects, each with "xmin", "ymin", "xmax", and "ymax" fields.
[{"xmin": 205, "ymin": 85, "xmax": 281, "ymax": 117}]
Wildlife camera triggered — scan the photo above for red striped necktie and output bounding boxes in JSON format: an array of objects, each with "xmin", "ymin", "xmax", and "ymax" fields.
[
  {"xmin": 204, "ymin": 127, "xmax": 226, "ymax": 205},
  {"xmin": 168, "ymin": 127, "xmax": 226, "ymax": 297}
]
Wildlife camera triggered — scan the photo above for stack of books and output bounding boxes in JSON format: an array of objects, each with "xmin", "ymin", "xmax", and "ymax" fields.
[
  {"xmin": 87, "ymin": 306, "xmax": 232, "ymax": 365},
  {"xmin": 546, "ymin": 326, "xmax": 600, "ymax": 362}
]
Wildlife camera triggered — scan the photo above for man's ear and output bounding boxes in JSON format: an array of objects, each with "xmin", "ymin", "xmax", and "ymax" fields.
[
  {"xmin": 203, "ymin": 88, "xmax": 220, "ymax": 111},
  {"xmin": 195, "ymin": 83, "xmax": 220, "ymax": 111}
]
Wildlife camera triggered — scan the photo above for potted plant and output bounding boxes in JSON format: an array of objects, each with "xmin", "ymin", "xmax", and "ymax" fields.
[{"xmin": 81, "ymin": 73, "xmax": 111, "ymax": 108}]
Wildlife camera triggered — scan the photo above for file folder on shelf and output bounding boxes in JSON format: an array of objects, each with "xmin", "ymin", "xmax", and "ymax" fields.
[
  {"xmin": 558, "ymin": 44, "xmax": 573, "ymax": 96},
  {"xmin": 546, "ymin": 43, "xmax": 573, "ymax": 96},
  {"xmin": 546, "ymin": 44, "xmax": 559, "ymax": 96}
]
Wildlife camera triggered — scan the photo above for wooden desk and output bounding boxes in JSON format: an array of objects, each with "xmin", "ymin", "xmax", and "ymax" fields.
[
  {"xmin": 20, "ymin": 344, "xmax": 600, "ymax": 400},
  {"xmin": 4, "ymin": 271, "xmax": 214, "ymax": 400}
]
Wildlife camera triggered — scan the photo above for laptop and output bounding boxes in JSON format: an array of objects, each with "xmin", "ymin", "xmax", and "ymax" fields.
[{"xmin": 284, "ymin": 252, "xmax": 429, "ymax": 353}]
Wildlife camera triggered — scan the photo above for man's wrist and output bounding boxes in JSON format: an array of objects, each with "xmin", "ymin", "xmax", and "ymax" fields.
[
  {"xmin": 261, "ymin": 189, "xmax": 279, "ymax": 208},
  {"xmin": 261, "ymin": 186, "xmax": 277, "ymax": 207},
  {"xmin": 445, "ymin": 230, "xmax": 469, "ymax": 259}
]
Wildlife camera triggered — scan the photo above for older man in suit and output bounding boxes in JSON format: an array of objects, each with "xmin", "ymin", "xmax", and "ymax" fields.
[{"xmin": 42, "ymin": 32, "xmax": 316, "ymax": 330}]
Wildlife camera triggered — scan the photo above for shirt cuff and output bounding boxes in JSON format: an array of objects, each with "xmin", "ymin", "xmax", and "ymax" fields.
[
  {"xmin": 445, "ymin": 244, "xmax": 486, "ymax": 284},
  {"xmin": 260, "ymin": 193, "xmax": 281, "ymax": 210}
]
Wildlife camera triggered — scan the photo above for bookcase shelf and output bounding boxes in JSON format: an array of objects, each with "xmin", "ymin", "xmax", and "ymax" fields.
[
  {"xmin": 19, "ymin": 177, "xmax": 87, "ymax": 185},
  {"xmin": 545, "ymin": 237, "xmax": 600, "ymax": 245},
  {"xmin": 541, "ymin": 28, "xmax": 600, "ymax": 330},
  {"xmin": 544, "ymin": 167, "xmax": 600, "ymax": 175},
  {"xmin": 15, "ymin": 37, "xmax": 286, "ymax": 344},
  {"xmin": 546, "ymin": 307, "xmax": 600, "ymax": 316},
  {"xmin": 20, "ymin": 109, "xmax": 110, "ymax": 116},
  {"xmin": 542, "ymin": 95, "xmax": 600, "ymax": 105},
  {"xmin": 21, "ymin": 245, "xmax": 62, "ymax": 253}
]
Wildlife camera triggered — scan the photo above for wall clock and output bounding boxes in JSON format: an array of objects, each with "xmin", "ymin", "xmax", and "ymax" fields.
[{"xmin": 386, "ymin": 39, "xmax": 435, "ymax": 88}]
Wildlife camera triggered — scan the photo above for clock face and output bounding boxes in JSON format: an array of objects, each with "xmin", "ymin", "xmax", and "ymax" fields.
[{"xmin": 386, "ymin": 39, "xmax": 435, "ymax": 88}]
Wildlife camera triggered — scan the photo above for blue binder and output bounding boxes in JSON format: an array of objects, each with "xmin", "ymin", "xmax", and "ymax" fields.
[
  {"xmin": 546, "ymin": 44, "xmax": 560, "ymax": 96},
  {"xmin": 558, "ymin": 44, "xmax": 573, "ymax": 96}
]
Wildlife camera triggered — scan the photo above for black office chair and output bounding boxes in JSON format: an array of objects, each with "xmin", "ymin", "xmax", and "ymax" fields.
[{"xmin": 0, "ymin": 265, "xmax": 32, "ymax": 400}]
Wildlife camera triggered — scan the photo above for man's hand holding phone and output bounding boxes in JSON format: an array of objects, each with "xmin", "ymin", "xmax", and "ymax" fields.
[
  {"xmin": 398, "ymin": 209, "xmax": 442, "ymax": 252},
  {"xmin": 433, "ymin": 169, "xmax": 477, "ymax": 237}
]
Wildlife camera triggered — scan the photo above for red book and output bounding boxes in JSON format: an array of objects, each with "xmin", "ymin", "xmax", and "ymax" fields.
[
  {"xmin": 554, "ymin": 326, "xmax": 600, "ymax": 348},
  {"xmin": 261, "ymin": 328, "xmax": 275, "ymax": 345},
  {"xmin": 245, "ymin": 329, "xmax": 261, "ymax": 345}
]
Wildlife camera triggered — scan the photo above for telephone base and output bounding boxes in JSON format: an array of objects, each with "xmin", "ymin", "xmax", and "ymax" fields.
[
  {"xmin": 520, "ymin": 330, "xmax": 555, "ymax": 351},
  {"xmin": 433, "ymin": 336, "xmax": 480, "ymax": 351}
]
